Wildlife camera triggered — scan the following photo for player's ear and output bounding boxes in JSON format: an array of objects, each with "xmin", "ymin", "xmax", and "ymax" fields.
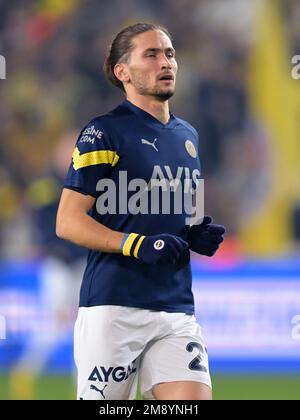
[{"xmin": 114, "ymin": 63, "xmax": 130, "ymax": 84}]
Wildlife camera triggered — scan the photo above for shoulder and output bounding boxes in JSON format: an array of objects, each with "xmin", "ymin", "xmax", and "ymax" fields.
[
  {"xmin": 174, "ymin": 117, "xmax": 199, "ymax": 139},
  {"xmin": 76, "ymin": 104, "xmax": 127, "ymax": 150},
  {"xmin": 82, "ymin": 102, "xmax": 133, "ymax": 137}
]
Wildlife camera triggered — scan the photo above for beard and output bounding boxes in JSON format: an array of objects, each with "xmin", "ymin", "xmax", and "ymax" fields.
[
  {"xmin": 151, "ymin": 89, "xmax": 175, "ymax": 101},
  {"xmin": 131, "ymin": 73, "xmax": 175, "ymax": 101}
]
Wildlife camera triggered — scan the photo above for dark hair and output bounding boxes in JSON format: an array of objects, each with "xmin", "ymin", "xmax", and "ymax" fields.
[{"xmin": 103, "ymin": 23, "xmax": 172, "ymax": 92}]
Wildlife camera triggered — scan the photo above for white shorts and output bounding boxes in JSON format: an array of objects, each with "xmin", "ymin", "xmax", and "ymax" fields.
[{"xmin": 74, "ymin": 305, "xmax": 211, "ymax": 400}]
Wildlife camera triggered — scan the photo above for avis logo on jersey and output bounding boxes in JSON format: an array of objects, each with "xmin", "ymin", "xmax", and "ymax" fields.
[{"xmin": 95, "ymin": 165, "xmax": 204, "ymax": 225}]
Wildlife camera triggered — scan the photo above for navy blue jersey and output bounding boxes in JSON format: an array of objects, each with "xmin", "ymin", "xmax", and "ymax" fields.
[{"xmin": 64, "ymin": 100, "xmax": 201, "ymax": 314}]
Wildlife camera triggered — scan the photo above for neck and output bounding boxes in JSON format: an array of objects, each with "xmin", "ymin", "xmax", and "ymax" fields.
[{"xmin": 126, "ymin": 95, "xmax": 170, "ymax": 125}]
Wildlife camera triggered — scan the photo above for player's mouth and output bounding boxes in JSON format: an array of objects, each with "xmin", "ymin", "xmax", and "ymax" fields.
[{"xmin": 158, "ymin": 73, "xmax": 174, "ymax": 82}]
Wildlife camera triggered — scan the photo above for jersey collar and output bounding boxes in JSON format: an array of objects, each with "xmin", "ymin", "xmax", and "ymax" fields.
[{"xmin": 122, "ymin": 99, "xmax": 178, "ymax": 129}]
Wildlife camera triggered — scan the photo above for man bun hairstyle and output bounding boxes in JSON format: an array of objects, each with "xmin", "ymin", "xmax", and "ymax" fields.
[{"xmin": 103, "ymin": 23, "xmax": 172, "ymax": 92}]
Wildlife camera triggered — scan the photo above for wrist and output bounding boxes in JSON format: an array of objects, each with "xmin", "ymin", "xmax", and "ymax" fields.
[{"xmin": 121, "ymin": 233, "xmax": 146, "ymax": 258}]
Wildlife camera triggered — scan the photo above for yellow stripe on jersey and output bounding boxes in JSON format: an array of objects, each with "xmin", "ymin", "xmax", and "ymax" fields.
[
  {"xmin": 122, "ymin": 233, "xmax": 139, "ymax": 257},
  {"xmin": 133, "ymin": 235, "xmax": 146, "ymax": 258},
  {"xmin": 72, "ymin": 147, "xmax": 119, "ymax": 170}
]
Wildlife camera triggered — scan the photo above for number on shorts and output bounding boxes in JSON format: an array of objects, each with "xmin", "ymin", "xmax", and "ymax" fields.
[{"xmin": 186, "ymin": 342, "xmax": 207, "ymax": 372}]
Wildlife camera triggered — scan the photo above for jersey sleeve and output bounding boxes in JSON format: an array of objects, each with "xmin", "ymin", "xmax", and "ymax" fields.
[{"xmin": 63, "ymin": 118, "xmax": 119, "ymax": 198}]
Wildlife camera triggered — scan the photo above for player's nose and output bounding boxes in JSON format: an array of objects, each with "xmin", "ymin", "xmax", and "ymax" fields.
[{"xmin": 159, "ymin": 55, "xmax": 172, "ymax": 70}]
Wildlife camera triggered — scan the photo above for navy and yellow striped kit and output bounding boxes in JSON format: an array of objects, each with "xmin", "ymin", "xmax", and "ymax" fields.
[{"xmin": 64, "ymin": 100, "xmax": 201, "ymax": 314}]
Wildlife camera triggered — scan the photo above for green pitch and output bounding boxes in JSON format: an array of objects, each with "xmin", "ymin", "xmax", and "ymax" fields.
[
  {"xmin": 212, "ymin": 375, "xmax": 300, "ymax": 400},
  {"xmin": 0, "ymin": 374, "xmax": 299, "ymax": 400}
]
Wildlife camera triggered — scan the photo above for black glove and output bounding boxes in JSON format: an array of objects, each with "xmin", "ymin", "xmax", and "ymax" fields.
[
  {"xmin": 121, "ymin": 233, "xmax": 189, "ymax": 265},
  {"xmin": 187, "ymin": 216, "xmax": 225, "ymax": 257}
]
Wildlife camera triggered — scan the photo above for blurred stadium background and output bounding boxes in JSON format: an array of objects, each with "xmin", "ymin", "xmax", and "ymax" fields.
[{"xmin": 0, "ymin": 0, "xmax": 300, "ymax": 400}]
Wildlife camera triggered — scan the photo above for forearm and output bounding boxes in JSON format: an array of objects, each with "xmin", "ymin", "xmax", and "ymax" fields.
[
  {"xmin": 56, "ymin": 210, "xmax": 124, "ymax": 253},
  {"xmin": 56, "ymin": 190, "xmax": 190, "ymax": 264}
]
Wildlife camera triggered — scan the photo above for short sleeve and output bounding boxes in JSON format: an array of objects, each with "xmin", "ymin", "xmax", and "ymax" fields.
[{"xmin": 64, "ymin": 118, "xmax": 119, "ymax": 198}]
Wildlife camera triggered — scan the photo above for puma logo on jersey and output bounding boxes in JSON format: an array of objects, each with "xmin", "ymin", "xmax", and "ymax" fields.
[
  {"xmin": 90, "ymin": 384, "xmax": 107, "ymax": 399},
  {"xmin": 141, "ymin": 138, "xmax": 159, "ymax": 152}
]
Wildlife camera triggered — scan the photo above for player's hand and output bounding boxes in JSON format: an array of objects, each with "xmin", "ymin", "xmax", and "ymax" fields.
[
  {"xmin": 187, "ymin": 216, "xmax": 225, "ymax": 257},
  {"xmin": 121, "ymin": 233, "xmax": 189, "ymax": 265}
]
